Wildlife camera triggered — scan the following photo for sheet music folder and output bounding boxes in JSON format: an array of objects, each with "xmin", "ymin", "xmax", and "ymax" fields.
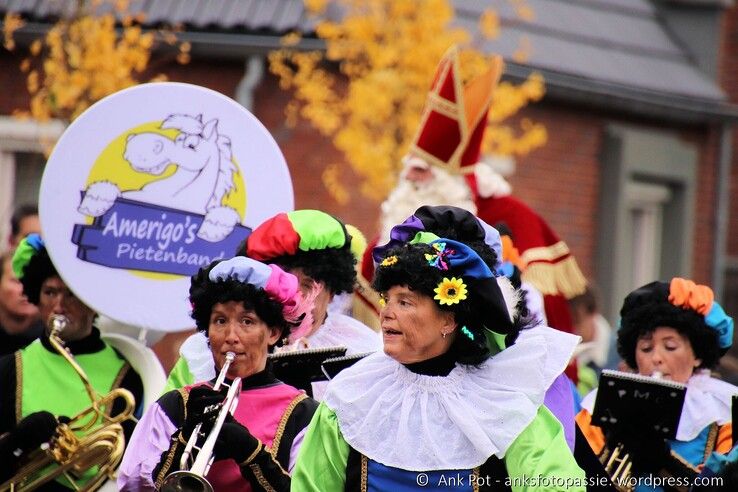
[
  {"xmin": 268, "ymin": 346, "xmax": 347, "ymax": 392},
  {"xmin": 592, "ymin": 369, "xmax": 686, "ymax": 440},
  {"xmin": 321, "ymin": 352, "xmax": 373, "ymax": 380}
]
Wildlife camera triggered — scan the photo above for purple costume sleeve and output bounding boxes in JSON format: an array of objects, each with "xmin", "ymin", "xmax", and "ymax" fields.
[
  {"xmin": 289, "ymin": 426, "xmax": 308, "ymax": 473},
  {"xmin": 117, "ymin": 402, "xmax": 179, "ymax": 491},
  {"xmin": 543, "ymin": 372, "xmax": 576, "ymax": 451}
]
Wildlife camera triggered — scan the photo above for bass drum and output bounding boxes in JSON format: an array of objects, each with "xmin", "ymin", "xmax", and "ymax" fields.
[{"xmin": 101, "ymin": 332, "xmax": 166, "ymax": 416}]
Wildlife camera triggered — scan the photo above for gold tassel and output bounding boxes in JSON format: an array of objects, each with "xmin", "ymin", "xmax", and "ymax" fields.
[{"xmin": 521, "ymin": 256, "xmax": 587, "ymax": 299}]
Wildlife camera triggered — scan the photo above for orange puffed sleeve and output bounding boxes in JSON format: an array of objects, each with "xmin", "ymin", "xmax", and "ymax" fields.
[
  {"xmin": 576, "ymin": 409, "xmax": 606, "ymax": 455},
  {"xmin": 715, "ymin": 423, "xmax": 733, "ymax": 454}
]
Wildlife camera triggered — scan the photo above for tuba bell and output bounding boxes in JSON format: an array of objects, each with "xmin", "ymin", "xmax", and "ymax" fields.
[
  {"xmin": 0, "ymin": 315, "xmax": 136, "ymax": 492},
  {"xmin": 159, "ymin": 352, "xmax": 242, "ymax": 492}
]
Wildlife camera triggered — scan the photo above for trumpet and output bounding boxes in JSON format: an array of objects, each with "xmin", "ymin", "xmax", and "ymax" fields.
[
  {"xmin": 1, "ymin": 314, "xmax": 136, "ymax": 492},
  {"xmin": 160, "ymin": 352, "xmax": 242, "ymax": 492}
]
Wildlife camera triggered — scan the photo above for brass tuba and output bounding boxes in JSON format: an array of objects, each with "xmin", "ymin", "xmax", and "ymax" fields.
[
  {"xmin": 159, "ymin": 351, "xmax": 242, "ymax": 492},
  {"xmin": 0, "ymin": 314, "xmax": 136, "ymax": 492}
]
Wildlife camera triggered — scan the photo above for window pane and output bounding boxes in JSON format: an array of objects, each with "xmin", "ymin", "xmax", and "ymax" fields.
[{"xmin": 14, "ymin": 152, "xmax": 45, "ymax": 206}]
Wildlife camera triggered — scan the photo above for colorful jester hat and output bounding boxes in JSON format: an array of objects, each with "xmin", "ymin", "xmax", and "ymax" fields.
[
  {"xmin": 373, "ymin": 205, "xmax": 502, "ymax": 270},
  {"xmin": 620, "ymin": 278, "xmax": 733, "ymax": 354},
  {"xmin": 207, "ymin": 256, "xmax": 316, "ymax": 341},
  {"xmin": 12, "ymin": 233, "xmax": 58, "ymax": 305},
  {"xmin": 376, "ymin": 234, "xmax": 519, "ymax": 341},
  {"xmin": 11, "ymin": 233, "xmax": 45, "ymax": 279},
  {"xmin": 241, "ymin": 210, "xmax": 350, "ymax": 259}
]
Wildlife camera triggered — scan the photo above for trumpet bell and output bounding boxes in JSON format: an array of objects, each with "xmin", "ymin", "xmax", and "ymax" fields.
[{"xmin": 159, "ymin": 471, "xmax": 214, "ymax": 492}]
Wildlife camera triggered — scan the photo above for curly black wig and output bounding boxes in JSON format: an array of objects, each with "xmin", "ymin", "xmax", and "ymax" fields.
[
  {"xmin": 189, "ymin": 262, "xmax": 291, "ymax": 347},
  {"xmin": 373, "ymin": 243, "xmax": 526, "ymax": 365},
  {"xmin": 617, "ymin": 281, "xmax": 721, "ymax": 370},
  {"xmin": 267, "ymin": 248, "xmax": 357, "ymax": 295},
  {"xmin": 20, "ymin": 246, "xmax": 58, "ymax": 305},
  {"xmin": 405, "ymin": 208, "xmax": 531, "ymax": 323}
]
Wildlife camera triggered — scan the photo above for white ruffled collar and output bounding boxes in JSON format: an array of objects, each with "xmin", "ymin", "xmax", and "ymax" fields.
[
  {"xmin": 180, "ymin": 332, "xmax": 216, "ymax": 383},
  {"xmin": 581, "ymin": 370, "xmax": 738, "ymax": 441},
  {"xmin": 324, "ymin": 326, "xmax": 579, "ymax": 471},
  {"xmin": 680, "ymin": 371, "xmax": 738, "ymax": 440},
  {"xmin": 303, "ymin": 314, "xmax": 381, "ymax": 355},
  {"xmin": 180, "ymin": 315, "xmax": 381, "ymax": 383}
]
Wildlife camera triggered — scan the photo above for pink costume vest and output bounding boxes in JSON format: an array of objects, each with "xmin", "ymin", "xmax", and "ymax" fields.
[{"xmin": 187, "ymin": 381, "xmax": 303, "ymax": 492}]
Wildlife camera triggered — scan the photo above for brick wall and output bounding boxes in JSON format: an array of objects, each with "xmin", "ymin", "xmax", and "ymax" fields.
[
  {"xmin": 0, "ymin": 51, "xmax": 31, "ymax": 114},
  {"xmin": 719, "ymin": 6, "xmax": 738, "ymax": 259},
  {"xmin": 506, "ymin": 103, "xmax": 603, "ymax": 282},
  {"xmin": 683, "ymin": 126, "xmax": 720, "ymax": 285},
  {"xmin": 505, "ymin": 102, "xmax": 719, "ymax": 288}
]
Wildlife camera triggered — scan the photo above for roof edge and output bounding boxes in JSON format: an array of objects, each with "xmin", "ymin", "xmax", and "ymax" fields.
[
  {"xmin": 504, "ymin": 63, "xmax": 738, "ymax": 124},
  {"xmin": 8, "ymin": 22, "xmax": 737, "ymax": 124}
]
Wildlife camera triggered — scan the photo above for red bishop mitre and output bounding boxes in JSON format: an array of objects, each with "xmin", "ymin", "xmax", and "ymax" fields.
[{"xmin": 409, "ymin": 46, "xmax": 504, "ymax": 175}]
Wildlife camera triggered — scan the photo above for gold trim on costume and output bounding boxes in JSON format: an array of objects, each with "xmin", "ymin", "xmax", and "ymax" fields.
[
  {"xmin": 240, "ymin": 440, "xmax": 264, "ymax": 465},
  {"xmin": 14, "ymin": 351, "xmax": 22, "ymax": 424},
  {"xmin": 669, "ymin": 449, "xmax": 701, "ymax": 473},
  {"xmin": 471, "ymin": 467, "xmax": 480, "ymax": 492},
  {"xmin": 408, "ymin": 46, "xmax": 503, "ymax": 174},
  {"xmin": 155, "ymin": 434, "xmax": 183, "ymax": 489},
  {"xmin": 107, "ymin": 362, "xmax": 131, "ymax": 417},
  {"xmin": 360, "ymin": 454, "xmax": 368, "ymax": 492},
  {"xmin": 355, "ymin": 275, "xmax": 381, "ymax": 331},
  {"xmin": 702, "ymin": 423, "xmax": 719, "ymax": 464},
  {"xmin": 178, "ymin": 387, "xmax": 190, "ymax": 422},
  {"xmin": 521, "ymin": 256, "xmax": 588, "ymax": 299},
  {"xmin": 269, "ymin": 393, "xmax": 307, "ymax": 459},
  {"xmin": 248, "ymin": 463, "xmax": 278, "ymax": 492},
  {"xmin": 520, "ymin": 241, "xmax": 571, "ymax": 263},
  {"xmin": 427, "ymin": 94, "xmax": 460, "ymax": 119},
  {"xmin": 155, "ymin": 389, "xmax": 191, "ymax": 488}
]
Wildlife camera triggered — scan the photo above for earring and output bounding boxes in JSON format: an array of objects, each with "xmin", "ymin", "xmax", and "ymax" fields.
[{"xmin": 442, "ymin": 332, "xmax": 447, "ymax": 339}]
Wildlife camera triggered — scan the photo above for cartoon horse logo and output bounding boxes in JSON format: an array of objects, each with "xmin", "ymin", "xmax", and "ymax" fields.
[{"xmin": 78, "ymin": 114, "xmax": 240, "ymax": 242}]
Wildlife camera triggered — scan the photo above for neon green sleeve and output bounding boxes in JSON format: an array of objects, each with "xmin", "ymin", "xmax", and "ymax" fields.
[
  {"xmin": 162, "ymin": 356, "xmax": 195, "ymax": 393},
  {"xmin": 291, "ymin": 402, "xmax": 350, "ymax": 491},
  {"xmin": 504, "ymin": 406, "xmax": 586, "ymax": 492}
]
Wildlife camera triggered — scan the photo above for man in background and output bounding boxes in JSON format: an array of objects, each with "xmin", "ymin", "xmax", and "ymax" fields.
[
  {"xmin": 8, "ymin": 204, "xmax": 40, "ymax": 250},
  {"xmin": 0, "ymin": 251, "xmax": 42, "ymax": 355}
]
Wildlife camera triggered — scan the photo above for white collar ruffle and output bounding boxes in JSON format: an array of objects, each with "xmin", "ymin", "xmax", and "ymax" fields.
[
  {"xmin": 580, "ymin": 370, "xmax": 738, "ymax": 441},
  {"xmin": 180, "ymin": 331, "xmax": 216, "ymax": 383},
  {"xmin": 180, "ymin": 315, "xmax": 381, "ymax": 383},
  {"xmin": 324, "ymin": 326, "xmax": 579, "ymax": 471},
  {"xmin": 304, "ymin": 314, "xmax": 381, "ymax": 354}
]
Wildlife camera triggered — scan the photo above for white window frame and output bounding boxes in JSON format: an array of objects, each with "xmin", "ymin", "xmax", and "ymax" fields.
[{"xmin": 0, "ymin": 116, "xmax": 65, "ymax": 249}]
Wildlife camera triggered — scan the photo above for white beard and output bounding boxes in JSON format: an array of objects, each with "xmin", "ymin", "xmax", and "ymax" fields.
[{"xmin": 379, "ymin": 167, "xmax": 477, "ymax": 244}]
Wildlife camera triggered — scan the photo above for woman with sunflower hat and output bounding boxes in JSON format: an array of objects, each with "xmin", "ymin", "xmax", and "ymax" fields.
[{"xmin": 291, "ymin": 235, "xmax": 585, "ymax": 491}]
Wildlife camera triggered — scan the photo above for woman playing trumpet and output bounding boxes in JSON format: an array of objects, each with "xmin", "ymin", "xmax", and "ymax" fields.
[
  {"xmin": 577, "ymin": 278, "xmax": 737, "ymax": 491},
  {"xmin": 118, "ymin": 256, "xmax": 319, "ymax": 491}
]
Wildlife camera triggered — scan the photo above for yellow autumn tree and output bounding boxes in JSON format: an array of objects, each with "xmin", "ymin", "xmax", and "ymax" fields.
[
  {"xmin": 2, "ymin": 0, "xmax": 189, "ymax": 123},
  {"xmin": 269, "ymin": 0, "xmax": 547, "ymax": 203}
]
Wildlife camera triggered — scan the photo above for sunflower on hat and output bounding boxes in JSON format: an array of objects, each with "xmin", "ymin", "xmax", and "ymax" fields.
[{"xmin": 434, "ymin": 277, "xmax": 468, "ymax": 306}]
